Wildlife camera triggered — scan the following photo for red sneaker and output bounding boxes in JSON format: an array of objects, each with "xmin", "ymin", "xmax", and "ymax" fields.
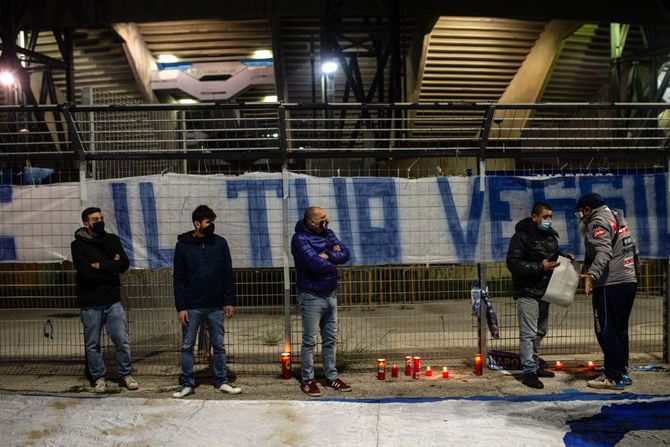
[
  {"xmin": 300, "ymin": 379, "xmax": 321, "ymax": 397},
  {"xmin": 324, "ymin": 378, "xmax": 352, "ymax": 392}
]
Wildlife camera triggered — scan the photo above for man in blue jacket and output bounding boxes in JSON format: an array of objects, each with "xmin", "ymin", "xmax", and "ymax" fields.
[
  {"xmin": 292, "ymin": 206, "xmax": 351, "ymax": 397},
  {"xmin": 172, "ymin": 205, "xmax": 241, "ymax": 398}
]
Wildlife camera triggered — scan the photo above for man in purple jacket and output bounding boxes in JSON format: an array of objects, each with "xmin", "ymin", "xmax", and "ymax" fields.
[{"xmin": 291, "ymin": 206, "xmax": 351, "ymax": 397}]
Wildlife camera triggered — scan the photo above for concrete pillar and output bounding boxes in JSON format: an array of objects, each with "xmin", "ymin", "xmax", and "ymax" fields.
[
  {"xmin": 113, "ymin": 23, "xmax": 158, "ymax": 103},
  {"xmin": 490, "ymin": 20, "xmax": 581, "ymax": 139}
]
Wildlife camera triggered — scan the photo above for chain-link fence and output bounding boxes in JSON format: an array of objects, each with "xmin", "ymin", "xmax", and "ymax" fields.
[{"xmin": 0, "ymin": 101, "xmax": 668, "ymax": 376}]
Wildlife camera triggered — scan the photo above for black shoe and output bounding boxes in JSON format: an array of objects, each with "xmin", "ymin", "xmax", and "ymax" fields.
[
  {"xmin": 536, "ymin": 368, "xmax": 555, "ymax": 378},
  {"xmin": 522, "ymin": 373, "xmax": 544, "ymax": 389}
]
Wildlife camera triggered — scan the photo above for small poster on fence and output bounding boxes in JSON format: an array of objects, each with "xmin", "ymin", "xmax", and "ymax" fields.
[{"xmin": 541, "ymin": 256, "xmax": 582, "ymax": 308}]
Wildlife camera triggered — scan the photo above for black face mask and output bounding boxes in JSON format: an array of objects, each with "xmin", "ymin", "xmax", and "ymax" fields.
[
  {"xmin": 90, "ymin": 221, "xmax": 105, "ymax": 235},
  {"xmin": 201, "ymin": 223, "xmax": 215, "ymax": 237}
]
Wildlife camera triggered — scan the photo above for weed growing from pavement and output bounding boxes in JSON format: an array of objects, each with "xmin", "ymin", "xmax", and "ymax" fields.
[
  {"xmin": 65, "ymin": 385, "xmax": 121, "ymax": 394},
  {"xmin": 64, "ymin": 385, "xmax": 86, "ymax": 393},
  {"xmin": 99, "ymin": 388, "xmax": 122, "ymax": 395},
  {"xmin": 259, "ymin": 331, "xmax": 281, "ymax": 346},
  {"xmin": 336, "ymin": 328, "xmax": 391, "ymax": 371}
]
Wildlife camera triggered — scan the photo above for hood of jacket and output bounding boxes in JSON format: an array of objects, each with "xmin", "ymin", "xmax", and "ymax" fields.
[
  {"xmin": 74, "ymin": 227, "xmax": 108, "ymax": 245},
  {"xmin": 294, "ymin": 218, "xmax": 326, "ymax": 236},
  {"xmin": 177, "ymin": 230, "xmax": 216, "ymax": 245}
]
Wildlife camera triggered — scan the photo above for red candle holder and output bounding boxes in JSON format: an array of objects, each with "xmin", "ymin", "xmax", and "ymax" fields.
[
  {"xmin": 405, "ymin": 356, "xmax": 412, "ymax": 376},
  {"xmin": 412, "ymin": 356, "xmax": 421, "ymax": 380},
  {"xmin": 376, "ymin": 359, "xmax": 387, "ymax": 380},
  {"xmin": 442, "ymin": 367, "xmax": 449, "ymax": 379},
  {"xmin": 474, "ymin": 354, "xmax": 483, "ymax": 376},
  {"xmin": 425, "ymin": 366, "xmax": 432, "ymax": 377},
  {"xmin": 555, "ymin": 361, "xmax": 563, "ymax": 371},
  {"xmin": 391, "ymin": 363, "xmax": 399, "ymax": 378},
  {"xmin": 281, "ymin": 352, "xmax": 292, "ymax": 380},
  {"xmin": 587, "ymin": 361, "xmax": 596, "ymax": 371}
]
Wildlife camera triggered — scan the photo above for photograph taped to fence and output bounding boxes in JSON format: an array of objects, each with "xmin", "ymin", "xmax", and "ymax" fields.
[{"xmin": 0, "ymin": 172, "xmax": 667, "ymax": 267}]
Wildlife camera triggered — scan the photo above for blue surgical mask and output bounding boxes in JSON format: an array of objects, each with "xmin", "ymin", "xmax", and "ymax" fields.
[{"xmin": 537, "ymin": 220, "xmax": 551, "ymax": 231}]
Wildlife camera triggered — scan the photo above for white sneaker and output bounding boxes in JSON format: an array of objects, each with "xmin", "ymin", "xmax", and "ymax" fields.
[
  {"xmin": 122, "ymin": 375, "xmax": 139, "ymax": 390},
  {"xmin": 172, "ymin": 386, "xmax": 194, "ymax": 399},
  {"xmin": 218, "ymin": 383, "xmax": 241, "ymax": 395},
  {"xmin": 587, "ymin": 374, "xmax": 625, "ymax": 391},
  {"xmin": 94, "ymin": 378, "xmax": 107, "ymax": 393}
]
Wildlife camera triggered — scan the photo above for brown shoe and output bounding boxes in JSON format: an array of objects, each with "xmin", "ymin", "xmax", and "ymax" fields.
[
  {"xmin": 300, "ymin": 379, "xmax": 321, "ymax": 397},
  {"xmin": 324, "ymin": 378, "xmax": 352, "ymax": 392}
]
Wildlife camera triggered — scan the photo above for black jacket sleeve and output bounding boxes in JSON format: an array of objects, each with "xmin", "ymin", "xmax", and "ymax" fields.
[
  {"xmin": 173, "ymin": 242, "xmax": 188, "ymax": 311},
  {"xmin": 221, "ymin": 239, "xmax": 236, "ymax": 307},
  {"xmin": 98, "ymin": 235, "xmax": 130, "ymax": 274},
  {"xmin": 71, "ymin": 240, "xmax": 116, "ymax": 284},
  {"xmin": 506, "ymin": 232, "xmax": 543, "ymax": 280}
]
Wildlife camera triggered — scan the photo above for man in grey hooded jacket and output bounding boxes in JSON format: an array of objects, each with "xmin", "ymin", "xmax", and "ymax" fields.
[{"xmin": 576, "ymin": 193, "xmax": 638, "ymax": 391}]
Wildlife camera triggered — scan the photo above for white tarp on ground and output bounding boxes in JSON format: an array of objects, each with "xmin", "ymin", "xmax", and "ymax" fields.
[{"xmin": 1, "ymin": 393, "xmax": 669, "ymax": 446}]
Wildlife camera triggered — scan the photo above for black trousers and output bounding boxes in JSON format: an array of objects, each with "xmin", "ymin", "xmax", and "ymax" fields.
[{"xmin": 592, "ymin": 282, "xmax": 637, "ymax": 381}]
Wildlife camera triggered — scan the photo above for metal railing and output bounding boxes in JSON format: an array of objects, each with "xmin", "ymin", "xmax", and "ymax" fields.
[{"xmin": 1, "ymin": 102, "xmax": 669, "ymax": 161}]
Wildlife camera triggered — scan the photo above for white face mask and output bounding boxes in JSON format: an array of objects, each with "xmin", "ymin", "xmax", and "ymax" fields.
[{"xmin": 575, "ymin": 211, "xmax": 584, "ymax": 220}]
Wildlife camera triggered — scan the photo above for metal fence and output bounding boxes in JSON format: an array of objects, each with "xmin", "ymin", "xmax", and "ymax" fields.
[{"xmin": 0, "ymin": 101, "xmax": 668, "ymax": 376}]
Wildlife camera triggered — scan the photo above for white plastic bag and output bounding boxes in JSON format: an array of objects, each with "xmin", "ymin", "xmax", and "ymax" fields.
[{"xmin": 541, "ymin": 255, "xmax": 582, "ymax": 308}]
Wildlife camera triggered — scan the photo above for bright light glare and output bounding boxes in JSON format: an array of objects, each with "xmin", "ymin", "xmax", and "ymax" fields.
[
  {"xmin": 321, "ymin": 61, "xmax": 338, "ymax": 74},
  {"xmin": 262, "ymin": 95, "xmax": 278, "ymax": 103},
  {"xmin": 177, "ymin": 98, "xmax": 198, "ymax": 104},
  {"xmin": 157, "ymin": 54, "xmax": 178, "ymax": 63},
  {"xmin": 0, "ymin": 71, "xmax": 15, "ymax": 86},
  {"xmin": 253, "ymin": 50, "xmax": 273, "ymax": 59}
]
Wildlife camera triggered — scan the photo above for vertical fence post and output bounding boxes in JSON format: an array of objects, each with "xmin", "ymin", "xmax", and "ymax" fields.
[
  {"xmin": 665, "ymin": 156, "xmax": 670, "ymax": 362},
  {"xmin": 62, "ymin": 104, "xmax": 87, "ymax": 203},
  {"xmin": 81, "ymin": 87, "xmax": 96, "ymax": 179},
  {"xmin": 279, "ymin": 103, "xmax": 293, "ymax": 354},
  {"xmin": 180, "ymin": 110, "xmax": 188, "ymax": 174},
  {"xmin": 476, "ymin": 105, "xmax": 495, "ymax": 371}
]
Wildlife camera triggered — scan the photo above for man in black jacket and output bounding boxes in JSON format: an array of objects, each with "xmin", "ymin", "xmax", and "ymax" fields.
[
  {"xmin": 71, "ymin": 207, "xmax": 138, "ymax": 393},
  {"xmin": 171, "ymin": 205, "xmax": 240, "ymax": 398},
  {"xmin": 506, "ymin": 202, "xmax": 574, "ymax": 389}
]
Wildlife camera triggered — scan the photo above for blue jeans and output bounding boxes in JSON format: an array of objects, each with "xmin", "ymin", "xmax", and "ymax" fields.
[
  {"xmin": 80, "ymin": 302, "xmax": 132, "ymax": 380},
  {"xmin": 179, "ymin": 308, "xmax": 229, "ymax": 388},
  {"xmin": 517, "ymin": 297, "xmax": 549, "ymax": 374},
  {"xmin": 298, "ymin": 290, "xmax": 338, "ymax": 382}
]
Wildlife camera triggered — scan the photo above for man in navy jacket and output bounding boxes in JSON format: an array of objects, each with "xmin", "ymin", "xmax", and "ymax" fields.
[
  {"xmin": 291, "ymin": 206, "xmax": 351, "ymax": 397},
  {"xmin": 172, "ymin": 205, "xmax": 241, "ymax": 398}
]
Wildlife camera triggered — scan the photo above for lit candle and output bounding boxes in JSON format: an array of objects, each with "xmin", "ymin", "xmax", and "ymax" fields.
[
  {"xmin": 281, "ymin": 352, "xmax": 292, "ymax": 380},
  {"xmin": 412, "ymin": 356, "xmax": 421, "ymax": 380},
  {"xmin": 376, "ymin": 359, "xmax": 387, "ymax": 380},
  {"xmin": 405, "ymin": 356, "xmax": 412, "ymax": 376},
  {"xmin": 555, "ymin": 361, "xmax": 563, "ymax": 371},
  {"xmin": 474, "ymin": 354, "xmax": 483, "ymax": 376},
  {"xmin": 587, "ymin": 361, "xmax": 595, "ymax": 371},
  {"xmin": 391, "ymin": 363, "xmax": 399, "ymax": 378},
  {"xmin": 425, "ymin": 366, "xmax": 432, "ymax": 377},
  {"xmin": 442, "ymin": 367, "xmax": 449, "ymax": 378}
]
